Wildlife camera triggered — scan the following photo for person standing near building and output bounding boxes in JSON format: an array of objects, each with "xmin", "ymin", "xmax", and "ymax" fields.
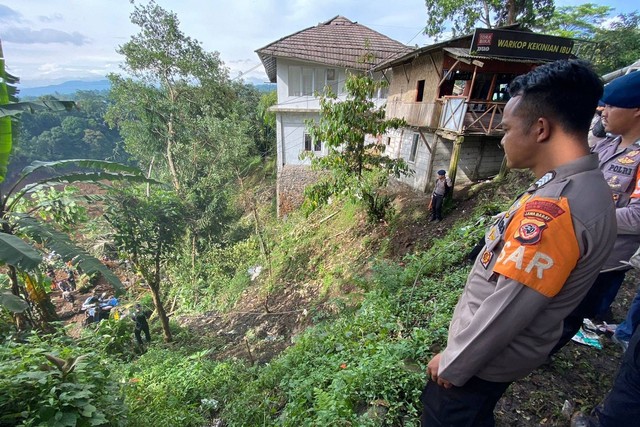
[
  {"xmin": 554, "ymin": 70, "xmax": 640, "ymax": 354},
  {"xmin": 429, "ymin": 169, "xmax": 452, "ymax": 222},
  {"xmin": 421, "ymin": 59, "xmax": 616, "ymax": 426}
]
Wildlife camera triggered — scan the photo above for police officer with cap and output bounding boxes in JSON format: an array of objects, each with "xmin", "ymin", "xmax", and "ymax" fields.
[
  {"xmin": 429, "ymin": 169, "xmax": 452, "ymax": 222},
  {"xmin": 555, "ymin": 70, "xmax": 640, "ymax": 353}
]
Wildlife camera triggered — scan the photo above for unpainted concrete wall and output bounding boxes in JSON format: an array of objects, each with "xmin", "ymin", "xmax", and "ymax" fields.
[{"xmin": 276, "ymin": 165, "xmax": 323, "ymax": 217}]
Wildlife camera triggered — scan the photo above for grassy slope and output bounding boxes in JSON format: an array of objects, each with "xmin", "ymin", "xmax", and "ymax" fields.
[{"xmin": 122, "ymin": 170, "xmax": 627, "ymax": 426}]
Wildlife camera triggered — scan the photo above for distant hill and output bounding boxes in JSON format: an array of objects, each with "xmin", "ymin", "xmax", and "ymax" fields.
[
  {"xmin": 254, "ymin": 83, "xmax": 276, "ymax": 92},
  {"xmin": 19, "ymin": 80, "xmax": 111, "ymax": 98},
  {"xmin": 19, "ymin": 78, "xmax": 275, "ymax": 98}
]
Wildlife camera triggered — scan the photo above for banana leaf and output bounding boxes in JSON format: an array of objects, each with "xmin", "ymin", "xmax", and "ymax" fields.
[
  {"xmin": 6, "ymin": 159, "xmax": 163, "ymax": 210},
  {"xmin": 19, "ymin": 159, "xmax": 147, "ymax": 177},
  {"xmin": 0, "ymin": 46, "xmax": 11, "ymax": 184},
  {"xmin": 0, "ymin": 232, "xmax": 42, "ymax": 270},
  {"xmin": 13, "ymin": 214, "xmax": 125, "ymax": 295},
  {"xmin": 0, "ymin": 290, "xmax": 28, "ymax": 313},
  {"xmin": 10, "ymin": 171, "xmax": 164, "ymax": 210},
  {"xmin": 0, "ymin": 100, "xmax": 76, "ymax": 118}
]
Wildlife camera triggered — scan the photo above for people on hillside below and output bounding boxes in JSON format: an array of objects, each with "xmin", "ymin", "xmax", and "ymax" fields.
[
  {"xmin": 420, "ymin": 59, "xmax": 616, "ymax": 426},
  {"xmin": 62, "ymin": 289, "xmax": 75, "ymax": 305},
  {"xmin": 553, "ymin": 70, "xmax": 640, "ymax": 355},
  {"xmin": 132, "ymin": 303, "xmax": 151, "ymax": 346},
  {"xmin": 428, "ymin": 169, "xmax": 452, "ymax": 223},
  {"xmin": 58, "ymin": 280, "xmax": 71, "ymax": 292},
  {"xmin": 80, "ymin": 291, "xmax": 118, "ymax": 325},
  {"xmin": 65, "ymin": 262, "xmax": 76, "ymax": 291}
]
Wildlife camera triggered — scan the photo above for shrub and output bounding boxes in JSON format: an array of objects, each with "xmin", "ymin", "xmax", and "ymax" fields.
[
  {"xmin": 120, "ymin": 348, "xmax": 249, "ymax": 427},
  {"xmin": 0, "ymin": 331, "xmax": 125, "ymax": 426}
]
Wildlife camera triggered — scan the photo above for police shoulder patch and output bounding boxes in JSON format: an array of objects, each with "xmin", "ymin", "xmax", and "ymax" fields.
[
  {"xmin": 480, "ymin": 250, "xmax": 494, "ymax": 269},
  {"xmin": 493, "ymin": 196, "xmax": 579, "ymax": 298}
]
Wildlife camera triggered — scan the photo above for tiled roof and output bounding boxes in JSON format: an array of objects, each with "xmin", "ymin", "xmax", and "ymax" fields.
[{"xmin": 256, "ymin": 16, "xmax": 411, "ymax": 82}]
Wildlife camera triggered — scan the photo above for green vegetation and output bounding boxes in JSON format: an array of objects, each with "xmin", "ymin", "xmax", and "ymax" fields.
[
  {"xmin": 1, "ymin": 0, "xmax": 638, "ymax": 425},
  {"xmin": 540, "ymin": 4, "xmax": 640, "ymax": 74},
  {"xmin": 0, "ymin": 331, "xmax": 125, "ymax": 427},
  {"xmin": 305, "ymin": 74, "xmax": 410, "ymax": 222}
]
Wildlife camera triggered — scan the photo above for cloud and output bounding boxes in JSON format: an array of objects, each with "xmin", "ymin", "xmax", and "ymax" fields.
[
  {"xmin": 0, "ymin": 4, "xmax": 22, "ymax": 23},
  {"xmin": 38, "ymin": 13, "xmax": 63, "ymax": 23},
  {"xmin": 1, "ymin": 27, "xmax": 90, "ymax": 45}
]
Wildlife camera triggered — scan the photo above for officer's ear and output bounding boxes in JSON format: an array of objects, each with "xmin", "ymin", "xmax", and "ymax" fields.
[{"xmin": 533, "ymin": 117, "xmax": 552, "ymax": 144}]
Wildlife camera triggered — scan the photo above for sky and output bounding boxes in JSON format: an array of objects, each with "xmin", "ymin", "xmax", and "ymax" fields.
[{"xmin": 1, "ymin": 0, "xmax": 637, "ymax": 88}]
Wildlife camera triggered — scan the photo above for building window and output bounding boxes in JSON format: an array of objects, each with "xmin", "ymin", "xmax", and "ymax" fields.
[
  {"xmin": 386, "ymin": 136, "xmax": 391, "ymax": 146},
  {"xmin": 302, "ymin": 67, "xmax": 314, "ymax": 95},
  {"xmin": 409, "ymin": 134, "xmax": 419, "ymax": 162},
  {"xmin": 289, "ymin": 66, "xmax": 302, "ymax": 96},
  {"xmin": 416, "ymin": 80, "xmax": 425, "ymax": 102},
  {"xmin": 378, "ymin": 83, "xmax": 389, "ymax": 99},
  {"xmin": 303, "ymin": 133, "xmax": 322, "ymax": 152},
  {"xmin": 326, "ymin": 68, "xmax": 338, "ymax": 94},
  {"xmin": 289, "ymin": 66, "xmax": 345, "ymax": 96}
]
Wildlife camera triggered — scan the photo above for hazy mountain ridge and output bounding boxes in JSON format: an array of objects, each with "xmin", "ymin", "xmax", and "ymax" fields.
[{"xmin": 19, "ymin": 78, "xmax": 275, "ymax": 98}]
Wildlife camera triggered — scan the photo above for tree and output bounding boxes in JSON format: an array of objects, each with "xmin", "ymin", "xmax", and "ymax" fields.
[
  {"xmin": 539, "ymin": 3, "xmax": 612, "ymax": 38},
  {"xmin": 256, "ymin": 90, "xmax": 277, "ymax": 157},
  {"xmin": 540, "ymin": 7, "xmax": 640, "ymax": 75},
  {"xmin": 107, "ymin": 1, "xmax": 256, "ymax": 249},
  {"xmin": 0, "ymin": 40, "xmax": 150, "ymax": 330},
  {"xmin": 107, "ymin": 0, "xmax": 232, "ymax": 194},
  {"xmin": 424, "ymin": 0, "xmax": 555, "ymax": 38},
  {"xmin": 305, "ymin": 74, "xmax": 410, "ymax": 222},
  {"xmin": 104, "ymin": 188, "xmax": 187, "ymax": 342},
  {"xmin": 0, "ymin": 159, "xmax": 154, "ymax": 330}
]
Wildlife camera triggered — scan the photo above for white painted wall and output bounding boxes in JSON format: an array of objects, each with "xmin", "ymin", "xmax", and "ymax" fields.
[
  {"xmin": 276, "ymin": 112, "xmax": 323, "ymax": 168},
  {"xmin": 273, "ymin": 58, "xmax": 391, "ymax": 168}
]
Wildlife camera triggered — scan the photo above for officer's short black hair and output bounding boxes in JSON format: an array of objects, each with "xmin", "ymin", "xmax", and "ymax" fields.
[{"xmin": 508, "ymin": 59, "xmax": 603, "ymax": 136}]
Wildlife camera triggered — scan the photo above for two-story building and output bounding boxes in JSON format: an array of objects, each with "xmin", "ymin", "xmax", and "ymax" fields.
[
  {"xmin": 256, "ymin": 16, "xmax": 410, "ymax": 215},
  {"xmin": 376, "ymin": 26, "xmax": 576, "ymax": 193}
]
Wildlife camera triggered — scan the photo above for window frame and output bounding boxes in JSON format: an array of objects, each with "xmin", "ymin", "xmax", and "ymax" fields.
[
  {"xmin": 409, "ymin": 133, "xmax": 419, "ymax": 162},
  {"xmin": 416, "ymin": 79, "xmax": 426, "ymax": 102}
]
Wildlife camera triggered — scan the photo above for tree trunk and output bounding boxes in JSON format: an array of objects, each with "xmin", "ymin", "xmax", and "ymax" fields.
[
  {"xmin": 447, "ymin": 136, "xmax": 464, "ymax": 193},
  {"xmin": 149, "ymin": 281, "xmax": 172, "ymax": 342},
  {"xmin": 507, "ymin": 0, "xmax": 516, "ymax": 25},
  {"xmin": 8, "ymin": 266, "xmax": 27, "ymax": 330},
  {"xmin": 497, "ymin": 155, "xmax": 510, "ymax": 180},
  {"xmin": 166, "ymin": 117, "xmax": 181, "ymax": 193},
  {"xmin": 152, "ymin": 248, "xmax": 172, "ymax": 342}
]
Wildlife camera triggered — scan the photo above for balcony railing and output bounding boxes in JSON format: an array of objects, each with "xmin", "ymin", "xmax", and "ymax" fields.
[
  {"xmin": 463, "ymin": 100, "xmax": 506, "ymax": 135},
  {"xmin": 385, "ymin": 97, "xmax": 505, "ymax": 136},
  {"xmin": 385, "ymin": 100, "xmax": 440, "ymax": 128}
]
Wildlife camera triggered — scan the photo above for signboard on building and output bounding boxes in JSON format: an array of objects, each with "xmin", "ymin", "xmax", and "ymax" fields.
[{"xmin": 470, "ymin": 29, "xmax": 574, "ymax": 61}]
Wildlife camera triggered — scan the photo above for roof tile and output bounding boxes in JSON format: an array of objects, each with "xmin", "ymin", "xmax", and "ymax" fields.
[{"xmin": 256, "ymin": 16, "xmax": 411, "ymax": 82}]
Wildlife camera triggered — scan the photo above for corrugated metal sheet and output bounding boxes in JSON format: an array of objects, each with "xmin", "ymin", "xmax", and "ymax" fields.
[{"xmin": 443, "ymin": 47, "xmax": 550, "ymax": 64}]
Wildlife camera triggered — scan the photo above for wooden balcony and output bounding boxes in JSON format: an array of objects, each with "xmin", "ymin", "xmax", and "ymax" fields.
[
  {"xmin": 385, "ymin": 97, "xmax": 505, "ymax": 136},
  {"xmin": 385, "ymin": 100, "xmax": 441, "ymax": 128}
]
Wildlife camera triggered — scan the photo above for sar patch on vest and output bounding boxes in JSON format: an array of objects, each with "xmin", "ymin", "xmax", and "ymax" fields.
[
  {"xmin": 493, "ymin": 196, "xmax": 579, "ymax": 298},
  {"xmin": 513, "ymin": 199, "xmax": 566, "ymax": 245}
]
